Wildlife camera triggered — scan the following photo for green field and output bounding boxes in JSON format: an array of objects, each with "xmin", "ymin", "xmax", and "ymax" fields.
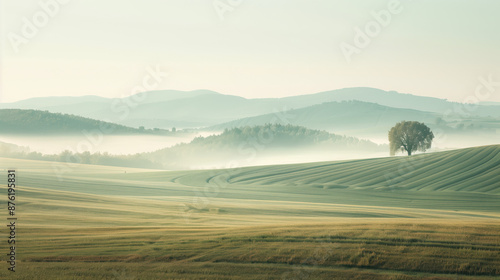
[{"xmin": 0, "ymin": 145, "xmax": 499, "ymax": 279}]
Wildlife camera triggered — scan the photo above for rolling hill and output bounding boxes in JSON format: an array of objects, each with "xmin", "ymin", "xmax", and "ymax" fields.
[
  {"xmin": 2, "ymin": 87, "xmax": 499, "ymax": 129},
  {"xmin": 216, "ymin": 144, "xmax": 500, "ymax": 195},
  {"xmin": 0, "ymin": 109, "xmax": 167, "ymax": 135},
  {"xmin": 3, "ymin": 145, "xmax": 498, "ymax": 224}
]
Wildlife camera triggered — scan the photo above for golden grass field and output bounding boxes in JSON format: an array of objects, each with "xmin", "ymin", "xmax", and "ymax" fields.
[{"xmin": 0, "ymin": 145, "xmax": 499, "ymax": 279}]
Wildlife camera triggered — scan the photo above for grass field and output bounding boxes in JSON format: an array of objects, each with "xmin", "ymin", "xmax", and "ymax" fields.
[{"xmin": 0, "ymin": 145, "xmax": 499, "ymax": 279}]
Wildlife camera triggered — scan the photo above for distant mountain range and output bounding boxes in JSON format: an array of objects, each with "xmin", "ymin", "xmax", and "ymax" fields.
[{"xmin": 2, "ymin": 87, "xmax": 499, "ymax": 130}]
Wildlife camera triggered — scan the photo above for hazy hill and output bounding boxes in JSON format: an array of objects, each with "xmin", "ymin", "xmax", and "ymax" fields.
[
  {"xmin": 0, "ymin": 109, "xmax": 166, "ymax": 135},
  {"xmin": 209, "ymin": 101, "xmax": 439, "ymax": 139},
  {"xmin": 143, "ymin": 124, "xmax": 386, "ymax": 169},
  {"xmin": 2, "ymin": 87, "xmax": 499, "ymax": 129}
]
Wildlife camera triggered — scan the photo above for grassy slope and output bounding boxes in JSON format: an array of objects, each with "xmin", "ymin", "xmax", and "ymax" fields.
[
  {"xmin": 222, "ymin": 144, "xmax": 500, "ymax": 194},
  {"xmin": 0, "ymin": 145, "xmax": 499, "ymax": 279}
]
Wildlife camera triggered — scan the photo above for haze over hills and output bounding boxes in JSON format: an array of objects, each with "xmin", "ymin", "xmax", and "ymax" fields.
[
  {"xmin": 0, "ymin": 124, "xmax": 385, "ymax": 170},
  {"xmin": 2, "ymin": 87, "xmax": 500, "ymax": 130}
]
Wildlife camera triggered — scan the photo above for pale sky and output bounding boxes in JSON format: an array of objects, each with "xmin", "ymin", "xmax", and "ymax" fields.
[{"xmin": 1, "ymin": 0, "xmax": 499, "ymax": 103}]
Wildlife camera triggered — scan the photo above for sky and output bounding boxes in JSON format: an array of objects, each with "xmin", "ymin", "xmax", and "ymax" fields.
[{"xmin": 1, "ymin": 0, "xmax": 500, "ymax": 103}]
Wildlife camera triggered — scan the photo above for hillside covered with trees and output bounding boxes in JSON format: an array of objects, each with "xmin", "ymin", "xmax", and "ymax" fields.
[
  {"xmin": 0, "ymin": 109, "xmax": 169, "ymax": 134},
  {"xmin": 144, "ymin": 124, "xmax": 386, "ymax": 169}
]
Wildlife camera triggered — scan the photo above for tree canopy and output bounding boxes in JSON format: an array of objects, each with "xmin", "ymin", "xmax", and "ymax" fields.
[{"xmin": 389, "ymin": 121, "xmax": 434, "ymax": 156}]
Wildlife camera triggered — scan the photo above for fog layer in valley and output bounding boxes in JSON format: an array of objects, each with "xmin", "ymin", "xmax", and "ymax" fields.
[
  {"xmin": 0, "ymin": 128, "xmax": 497, "ymax": 170},
  {"xmin": 0, "ymin": 134, "xmax": 198, "ymax": 155}
]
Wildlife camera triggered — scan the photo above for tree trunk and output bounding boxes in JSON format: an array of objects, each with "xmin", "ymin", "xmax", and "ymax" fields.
[{"xmin": 407, "ymin": 150, "xmax": 412, "ymax": 156}]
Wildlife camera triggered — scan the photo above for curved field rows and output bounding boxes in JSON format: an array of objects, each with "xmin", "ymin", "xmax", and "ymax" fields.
[{"xmin": 175, "ymin": 145, "xmax": 500, "ymax": 194}]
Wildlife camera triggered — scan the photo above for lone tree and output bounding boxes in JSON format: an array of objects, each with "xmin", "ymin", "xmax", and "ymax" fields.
[{"xmin": 388, "ymin": 121, "xmax": 434, "ymax": 156}]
